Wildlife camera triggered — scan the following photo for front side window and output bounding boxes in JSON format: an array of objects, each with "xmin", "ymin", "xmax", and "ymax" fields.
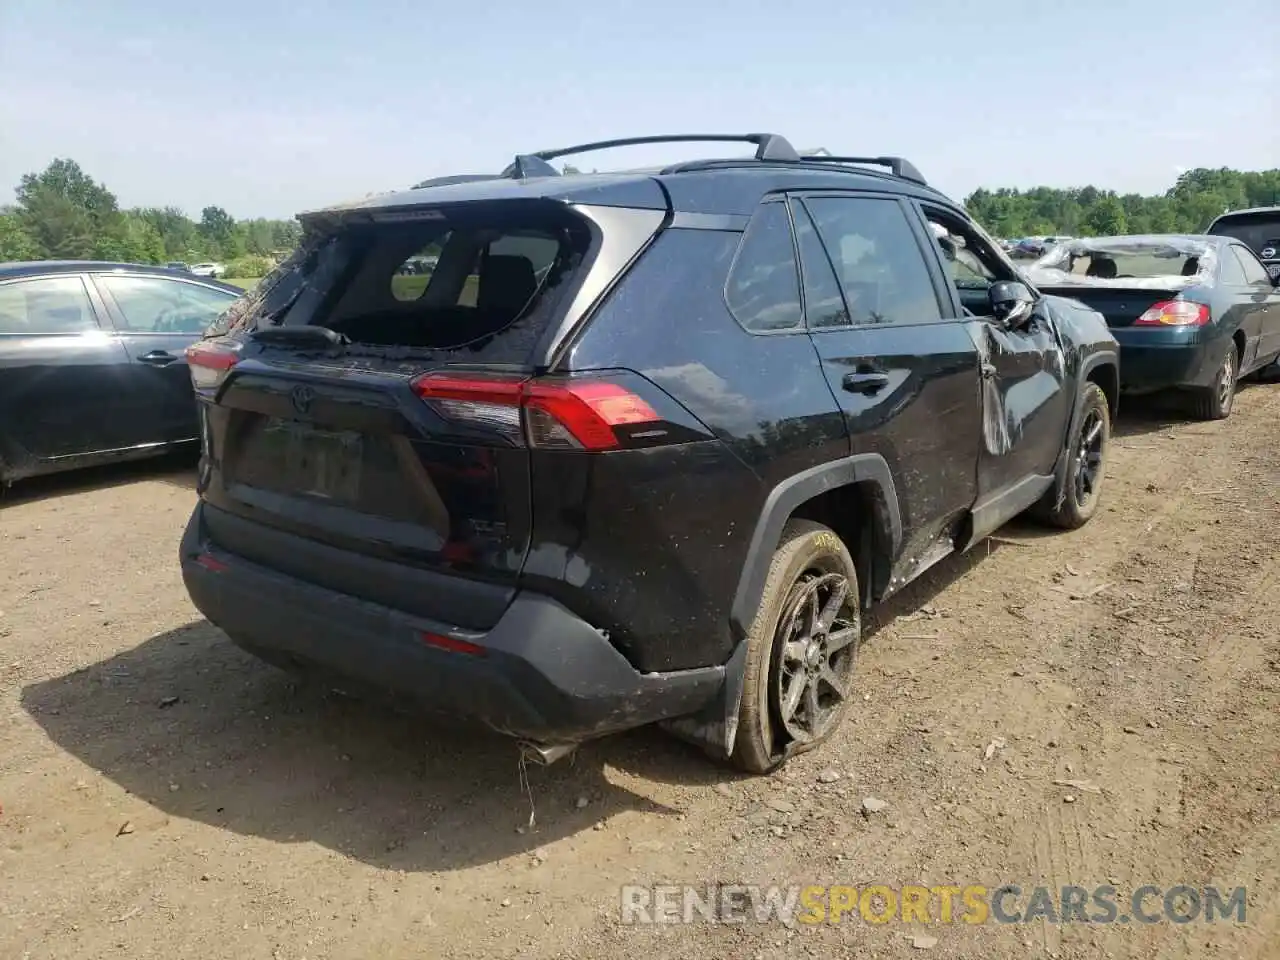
[
  {"xmin": 927, "ymin": 220, "xmax": 1001, "ymax": 288},
  {"xmin": 724, "ymin": 202, "xmax": 803, "ymax": 333},
  {"xmin": 98, "ymin": 275, "xmax": 239, "ymax": 333},
  {"xmin": 801, "ymin": 197, "xmax": 943, "ymax": 326},
  {"xmin": 0, "ymin": 276, "xmax": 100, "ymax": 334}
]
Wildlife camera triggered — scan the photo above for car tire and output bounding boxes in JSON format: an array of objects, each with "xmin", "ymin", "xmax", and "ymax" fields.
[
  {"xmin": 729, "ymin": 520, "xmax": 861, "ymax": 774},
  {"xmin": 1190, "ymin": 342, "xmax": 1238, "ymax": 420},
  {"xmin": 1032, "ymin": 381, "xmax": 1110, "ymax": 530}
]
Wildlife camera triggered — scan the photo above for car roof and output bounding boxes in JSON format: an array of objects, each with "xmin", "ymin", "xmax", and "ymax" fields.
[
  {"xmin": 302, "ymin": 164, "xmax": 951, "ymax": 223},
  {"xmin": 301, "ymin": 129, "xmax": 956, "ymax": 224},
  {"xmin": 0, "ymin": 260, "xmax": 242, "ymax": 292},
  {"xmin": 1209, "ymin": 206, "xmax": 1280, "ymax": 221}
]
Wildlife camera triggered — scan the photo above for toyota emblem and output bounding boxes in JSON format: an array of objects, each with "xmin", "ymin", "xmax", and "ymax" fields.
[{"xmin": 290, "ymin": 384, "xmax": 315, "ymax": 415}]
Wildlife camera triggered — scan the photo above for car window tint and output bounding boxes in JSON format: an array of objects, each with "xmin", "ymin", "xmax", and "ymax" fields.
[
  {"xmin": 1232, "ymin": 246, "xmax": 1272, "ymax": 285},
  {"xmin": 791, "ymin": 201, "xmax": 850, "ymax": 329},
  {"xmin": 0, "ymin": 276, "xmax": 99, "ymax": 334},
  {"xmin": 802, "ymin": 198, "xmax": 943, "ymax": 326},
  {"xmin": 99, "ymin": 275, "xmax": 238, "ymax": 333},
  {"xmin": 725, "ymin": 203, "xmax": 803, "ymax": 332}
]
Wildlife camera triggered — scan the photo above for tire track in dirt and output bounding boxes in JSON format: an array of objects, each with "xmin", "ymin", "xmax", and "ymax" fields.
[
  {"xmin": 1000, "ymin": 384, "xmax": 1280, "ymax": 960},
  {"xmin": 4, "ymin": 385, "xmax": 1279, "ymax": 960},
  {"xmin": 627, "ymin": 384, "xmax": 1280, "ymax": 960}
]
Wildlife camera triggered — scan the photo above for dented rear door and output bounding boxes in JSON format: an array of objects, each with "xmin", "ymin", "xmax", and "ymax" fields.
[{"xmin": 790, "ymin": 193, "xmax": 983, "ymax": 573}]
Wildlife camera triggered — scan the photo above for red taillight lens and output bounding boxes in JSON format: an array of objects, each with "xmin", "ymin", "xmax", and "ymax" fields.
[
  {"xmin": 524, "ymin": 381, "xmax": 659, "ymax": 450},
  {"xmin": 420, "ymin": 631, "xmax": 487, "ymax": 657},
  {"xmin": 186, "ymin": 339, "xmax": 241, "ymax": 390},
  {"xmin": 1133, "ymin": 300, "xmax": 1210, "ymax": 327},
  {"xmin": 410, "ymin": 373, "xmax": 661, "ymax": 451}
]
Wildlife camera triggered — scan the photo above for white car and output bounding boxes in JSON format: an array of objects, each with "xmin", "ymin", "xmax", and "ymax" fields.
[{"xmin": 190, "ymin": 262, "xmax": 225, "ymax": 279}]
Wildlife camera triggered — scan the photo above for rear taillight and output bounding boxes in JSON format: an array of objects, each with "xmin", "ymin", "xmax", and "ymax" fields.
[
  {"xmin": 410, "ymin": 373, "xmax": 662, "ymax": 451},
  {"xmin": 186, "ymin": 339, "xmax": 241, "ymax": 390},
  {"xmin": 1133, "ymin": 300, "xmax": 1210, "ymax": 327},
  {"xmin": 420, "ymin": 631, "xmax": 487, "ymax": 657}
]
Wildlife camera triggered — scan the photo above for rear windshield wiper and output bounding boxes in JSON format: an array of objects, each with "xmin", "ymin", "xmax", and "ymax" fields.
[{"xmin": 249, "ymin": 325, "xmax": 350, "ymax": 348}]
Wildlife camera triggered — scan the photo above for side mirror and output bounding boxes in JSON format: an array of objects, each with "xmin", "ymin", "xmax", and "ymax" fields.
[{"xmin": 989, "ymin": 280, "xmax": 1036, "ymax": 328}]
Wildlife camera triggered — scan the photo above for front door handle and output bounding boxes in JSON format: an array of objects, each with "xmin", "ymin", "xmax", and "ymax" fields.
[
  {"xmin": 842, "ymin": 370, "xmax": 891, "ymax": 395},
  {"xmin": 138, "ymin": 350, "xmax": 177, "ymax": 365}
]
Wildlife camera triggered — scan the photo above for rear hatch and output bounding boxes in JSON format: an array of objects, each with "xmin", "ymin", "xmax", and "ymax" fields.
[{"xmin": 189, "ymin": 197, "xmax": 657, "ymax": 630}]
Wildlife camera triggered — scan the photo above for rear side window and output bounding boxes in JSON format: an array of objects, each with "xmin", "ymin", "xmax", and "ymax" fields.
[
  {"xmin": 725, "ymin": 203, "xmax": 803, "ymax": 333},
  {"xmin": 1220, "ymin": 250, "xmax": 1248, "ymax": 285},
  {"xmin": 0, "ymin": 276, "xmax": 100, "ymax": 334},
  {"xmin": 1232, "ymin": 246, "xmax": 1272, "ymax": 285},
  {"xmin": 236, "ymin": 205, "xmax": 593, "ymax": 366},
  {"xmin": 801, "ymin": 197, "xmax": 943, "ymax": 327}
]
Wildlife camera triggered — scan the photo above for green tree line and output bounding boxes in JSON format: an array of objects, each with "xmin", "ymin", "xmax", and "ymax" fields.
[
  {"xmin": 0, "ymin": 159, "xmax": 301, "ymax": 273},
  {"xmin": 964, "ymin": 167, "xmax": 1280, "ymax": 238},
  {"xmin": 2, "ymin": 159, "xmax": 1277, "ymax": 269}
]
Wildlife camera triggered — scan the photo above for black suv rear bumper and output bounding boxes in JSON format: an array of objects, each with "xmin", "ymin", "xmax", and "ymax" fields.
[{"xmin": 179, "ymin": 504, "xmax": 725, "ymax": 744}]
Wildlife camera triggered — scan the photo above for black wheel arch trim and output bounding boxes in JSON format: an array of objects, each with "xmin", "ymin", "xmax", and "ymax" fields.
[
  {"xmin": 667, "ymin": 456, "xmax": 901, "ymax": 761},
  {"xmin": 1076, "ymin": 350, "xmax": 1120, "ymax": 421},
  {"xmin": 729, "ymin": 454, "xmax": 902, "ymax": 641},
  {"xmin": 1052, "ymin": 351, "xmax": 1118, "ymax": 494}
]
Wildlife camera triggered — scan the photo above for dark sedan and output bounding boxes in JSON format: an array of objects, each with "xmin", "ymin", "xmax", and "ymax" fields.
[
  {"xmin": 0, "ymin": 261, "xmax": 242, "ymax": 485},
  {"xmin": 1026, "ymin": 235, "xmax": 1280, "ymax": 419}
]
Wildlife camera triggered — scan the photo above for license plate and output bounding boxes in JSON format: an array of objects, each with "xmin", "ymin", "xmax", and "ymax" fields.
[{"xmin": 267, "ymin": 419, "xmax": 363, "ymax": 502}]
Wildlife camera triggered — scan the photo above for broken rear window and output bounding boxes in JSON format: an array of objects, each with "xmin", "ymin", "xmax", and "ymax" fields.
[
  {"xmin": 222, "ymin": 202, "xmax": 592, "ymax": 366},
  {"xmin": 1027, "ymin": 236, "xmax": 1216, "ymax": 288}
]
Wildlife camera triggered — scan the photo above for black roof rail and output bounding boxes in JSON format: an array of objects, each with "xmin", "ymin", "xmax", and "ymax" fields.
[
  {"xmin": 801, "ymin": 154, "xmax": 927, "ymax": 186},
  {"xmin": 528, "ymin": 133, "xmax": 801, "ymax": 167}
]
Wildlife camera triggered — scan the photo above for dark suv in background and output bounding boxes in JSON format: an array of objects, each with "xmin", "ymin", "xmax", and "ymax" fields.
[
  {"xmin": 179, "ymin": 134, "xmax": 1118, "ymax": 773},
  {"xmin": 1208, "ymin": 206, "xmax": 1280, "ymax": 280}
]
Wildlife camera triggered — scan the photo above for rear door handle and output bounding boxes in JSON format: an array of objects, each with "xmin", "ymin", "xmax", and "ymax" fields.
[
  {"xmin": 841, "ymin": 371, "xmax": 891, "ymax": 395},
  {"xmin": 138, "ymin": 350, "xmax": 177, "ymax": 365}
]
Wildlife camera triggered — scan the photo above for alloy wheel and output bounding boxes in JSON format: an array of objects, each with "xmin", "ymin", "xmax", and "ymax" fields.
[
  {"xmin": 771, "ymin": 571, "xmax": 859, "ymax": 743},
  {"xmin": 1074, "ymin": 409, "xmax": 1105, "ymax": 508},
  {"xmin": 1218, "ymin": 351, "xmax": 1236, "ymax": 413}
]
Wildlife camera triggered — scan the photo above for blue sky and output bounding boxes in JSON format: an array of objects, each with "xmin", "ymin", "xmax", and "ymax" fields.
[{"xmin": 2, "ymin": 0, "xmax": 1276, "ymax": 219}]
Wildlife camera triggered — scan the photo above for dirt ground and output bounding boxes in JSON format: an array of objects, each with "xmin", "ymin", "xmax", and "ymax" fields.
[{"xmin": 2, "ymin": 384, "xmax": 1278, "ymax": 960}]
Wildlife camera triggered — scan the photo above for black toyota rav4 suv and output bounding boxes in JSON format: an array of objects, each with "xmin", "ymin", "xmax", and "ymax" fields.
[{"xmin": 180, "ymin": 134, "xmax": 1119, "ymax": 773}]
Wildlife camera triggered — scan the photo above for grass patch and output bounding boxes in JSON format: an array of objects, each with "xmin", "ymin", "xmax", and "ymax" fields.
[{"xmin": 223, "ymin": 277, "xmax": 263, "ymax": 291}]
